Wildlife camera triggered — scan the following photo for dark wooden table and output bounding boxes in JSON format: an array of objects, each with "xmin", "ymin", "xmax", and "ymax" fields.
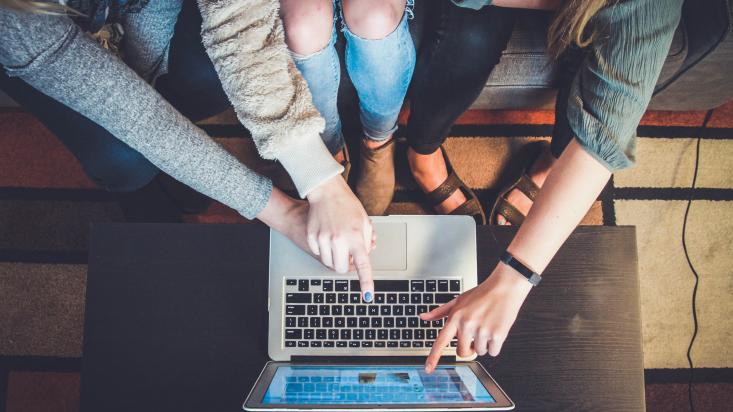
[{"xmin": 80, "ymin": 223, "xmax": 643, "ymax": 412}]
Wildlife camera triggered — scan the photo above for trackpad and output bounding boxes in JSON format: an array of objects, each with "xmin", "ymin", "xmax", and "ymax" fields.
[{"xmin": 370, "ymin": 222, "xmax": 407, "ymax": 271}]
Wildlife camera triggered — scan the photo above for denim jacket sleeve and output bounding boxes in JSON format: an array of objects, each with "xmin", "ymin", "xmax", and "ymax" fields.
[{"xmin": 566, "ymin": 0, "xmax": 683, "ymax": 171}]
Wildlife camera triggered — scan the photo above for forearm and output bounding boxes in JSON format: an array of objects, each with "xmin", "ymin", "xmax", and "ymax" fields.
[
  {"xmin": 506, "ymin": 139, "xmax": 611, "ymax": 274},
  {"xmin": 492, "ymin": 0, "xmax": 560, "ymax": 10}
]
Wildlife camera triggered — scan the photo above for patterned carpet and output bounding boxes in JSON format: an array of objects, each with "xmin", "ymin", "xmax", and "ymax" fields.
[{"xmin": 1, "ymin": 103, "xmax": 732, "ymax": 411}]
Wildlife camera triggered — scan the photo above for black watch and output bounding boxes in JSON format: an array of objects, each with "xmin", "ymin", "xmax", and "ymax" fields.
[{"xmin": 500, "ymin": 251, "xmax": 542, "ymax": 286}]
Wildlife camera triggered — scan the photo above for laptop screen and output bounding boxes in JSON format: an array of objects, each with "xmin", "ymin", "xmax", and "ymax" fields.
[{"xmin": 261, "ymin": 365, "xmax": 496, "ymax": 405}]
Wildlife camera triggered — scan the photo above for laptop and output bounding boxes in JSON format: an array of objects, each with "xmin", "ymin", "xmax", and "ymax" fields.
[{"xmin": 244, "ymin": 215, "xmax": 514, "ymax": 411}]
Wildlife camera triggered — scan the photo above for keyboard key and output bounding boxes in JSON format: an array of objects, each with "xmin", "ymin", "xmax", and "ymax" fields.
[
  {"xmin": 399, "ymin": 293, "xmax": 409, "ymax": 304},
  {"xmin": 387, "ymin": 294, "xmax": 397, "ymax": 304},
  {"xmin": 413, "ymin": 341, "xmax": 424, "ymax": 348},
  {"xmin": 374, "ymin": 280, "xmax": 409, "ymax": 291},
  {"xmin": 375, "ymin": 293, "xmax": 385, "ymax": 304},
  {"xmin": 322, "ymin": 280, "xmax": 333, "ymax": 291},
  {"xmin": 311, "ymin": 341, "xmax": 322, "ymax": 347},
  {"xmin": 371, "ymin": 318, "xmax": 382, "ymax": 328},
  {"xmin": 378, "ymin": 329, "xmax": 388, "ymax": 340},
  {"xmin": 362, "ymin": 341, "xmax": 373, "ymax": 347},
  {"xmin": 347, "ymin": 318, "xmax": 357, "ymax": 328},
  {"xmin": 286, "ymin": 305, "xmax": 305, "ymax": 315},
  {"xmin": 427, "ymin": 329, "xmax": 437, "ymax": 340},
  {"xmin": 384, "ymin": 317, "xmax": 395, "ymax": 328},
  {"xmin": 335, "ymin": 317, "xmax": 345, "ymax": 327},
  {"xmin": 438, "ymin": 280, "xmax": 449, "ymax": 291},
  {"xmin": 298, "ymin": 317, "xmax": 308, "ymax": 327},
  {"xmin": 396, "ymin": 317, "xmax": 407, "ymax": 328},
  {"xmin": 307, "ymin": 305, "xmax": 317, "ymax": 315},
  {"xmin": 435, "ymin": 293, "xmax": 456, "ymax": 304},
  {"xmin": 323, "ymin": 317, "xmax": 333, "ymax": 327},
  {"xmin": 415, "ymin": 330, "xmax": 424, "ymax": 340},
  {"xmin": 429, "ymin": 305, "xmax": 439, "ymax": 311},
  {"xmin": 408, "ymin": 318, "xmax": 418, "ymax": 328},
  {"xmin": 298, "ymin": 280, "xmax": 309, "ymax": 291},
  {"xmin": 337, "ymin": 341, "xmax": 347, "ymax": 347},
  {"xmin": 335, "ymin": 280, "xmax": 349, "ymax": 291},
  {"xmin": 285, "ymin": 317, "xmax": 296, "ymax": 327},
  {"xmin": 286, "ymin": 293, "xmax": 311, "ymax": 303},
  {"xmin": 380, "ymin": 306, "xmax": 391, "ymax": 316},
  {"xmin": 387, "ymin": 341, "xmax": 398, "ymax": 348},
  {"xmin": 450, "ymin": 341, "xmax": 458, "ymax": 347},
  {"xmin": 426, "ymin": 280, "xmax": 437, "ymax": 292},
  {"xmin": 368, "ymin": 306, "xmax": 379, "ymax": 316},
  {"xmin": 450, "ymin": 280, "xmax": 460, "ymax": 292},
  {"xmin": 417, "ymin": 305, "xmax": 428, "ymax": 314},
  {"xmin": 390, "ymin": 329, "xmax": 400, "ymax": 340},
  {"xmin": 332, "ymin": 305, "xmax": 343, "ymax": 315},
  {"xmin": 324, "ymin": 341, "xmax": 335, "ymax": 347},
  {"xmin": 432, "ymin": 319, "xmax": 443, "ymax": 328},
  {"xmin": 426, "ymin": 341, "xmax": 433, "ymax": 347},
  {"xmin": 401, "ymin": 330, "xmax": 412, "ymax": 340},
  {"xmin": 411, "ymin": 280, "xmax": 424, "ymax": 292},
  {"xmin": 375, "ymin": 341, "xmax": 386, "ymax": 348},
  {"xmin": 310, "ymin": 279, "xmax": 321, "ymax": 286},
  {"xmin": 329, "ymin": 329, "xmax": 338, "ymax": 340},
  {"xmin": 405, "ymin": 306, "xmax": 416, "ymax": 316},
  {"xmin": 314, "ymin": 293, "xmax": 324, "ymax": 304},
  {"xmin": 400, "ymin": 341, "xmax": 411, "ymax": 348},
  {"xmin": 349, "ymin": 341, "xmax": 359, "ymax": 347},
  {"xmin": 309, "ymin": 318, "xmax": 320, "ymax": 328},
  {"xmin": 393, "ymin": 306, "xmax": 404, "ymax": 316},
  {"xmin": 350, "ymin": 280, "xmax": 361, "ymax": 291},
  {"xmin": 285, "ymin": 329, "xmax": 302, "ymax": 339},
  {"xmin": 356, "ymin": 305, "xmax": 367, "ymax": 315},
  {"xmin": 354, "ymin": 330, "xmax": 363, "ymax": 340},
  {"xmin": 423, "ymin": 294, "xmax": 434, "ymax": 304},
  {"xmin": 344, "ymin": 305, "xmax": 355, "ymax": 316},
  {"xmin": 298, "ymin": 341, "xmax": 309, "ymax": 347},
  {"xmin": 338, "ymin": 293, "xmax": 348, "ymax": 303},
  {"xmin": 420, "ymin": 319, "xmax": 431, "ymax": 328},
  {"xmin": 411, "ymin": 294, "xmax": 421, "ymax": 304},
  {"xmin": 365, "ymin": 329, "xmax": 376, "ymax": 340},
  {"xmin": 286, "ymin": 279, "xmax": 297, "ymax": 286},
  {"xmin": 359, "ymin": 317, "xmax": 370, "ymax": 328},
  {"xmin": 316, "ymin": 329, "xmax": 326, "ymax": 339},
  {"xmin": 285, "ymin": 341, "xmax": 296, "ymax": 347},
  {"xmin": 340, "ymin": 330, "xmax": 351, "ymax": 340},
  {"xmin": 350, "ymin": 293, "xmax": 360, "ymax": 303},
  {"xmin": 319, "ymin": 306, "xmax": 330, "ymax": 316},
  {"xmin": 326, "ymin": 293, "xmax": 336, "ymax": 304},
  {"xmin": 304, "ymin": 329, "xmax": 314, "ymax": 340}
]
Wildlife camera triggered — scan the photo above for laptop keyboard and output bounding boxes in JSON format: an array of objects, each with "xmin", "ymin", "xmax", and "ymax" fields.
[{"xmin": 283, "ymin": 279, "xmax": 460, "ymax": 349}]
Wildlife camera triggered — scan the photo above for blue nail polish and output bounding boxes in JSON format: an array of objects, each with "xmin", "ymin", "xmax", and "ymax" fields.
[{"xmin": 364, "ymin": 291, "xmax": 373, "ymax": 303}]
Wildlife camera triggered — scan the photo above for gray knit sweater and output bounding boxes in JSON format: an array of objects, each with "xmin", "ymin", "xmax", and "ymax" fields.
[{"xmin": 0, "ymin": 0, "xmax": 343, "ymax": 219}]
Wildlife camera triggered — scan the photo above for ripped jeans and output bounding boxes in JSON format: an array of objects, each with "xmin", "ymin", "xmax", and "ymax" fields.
[{"xmin": 289, "ymin": 1, "xmax": 416, "ymax": 154}]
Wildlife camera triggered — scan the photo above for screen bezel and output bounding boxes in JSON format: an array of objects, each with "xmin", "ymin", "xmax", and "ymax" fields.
[{"xmin": 243, "ymin": 361, "xmax": 514, "ymax": 411}]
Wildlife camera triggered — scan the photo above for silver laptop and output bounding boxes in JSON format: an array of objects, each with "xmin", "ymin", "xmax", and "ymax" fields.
[{"xmin": 244, "ymin": 215, "xmax": 514, "ymax": 411}]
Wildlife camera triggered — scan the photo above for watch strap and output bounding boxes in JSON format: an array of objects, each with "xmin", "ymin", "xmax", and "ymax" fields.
[{"xmin": 500, "ymin": 251, "xmax": 542, "ymax": 286}]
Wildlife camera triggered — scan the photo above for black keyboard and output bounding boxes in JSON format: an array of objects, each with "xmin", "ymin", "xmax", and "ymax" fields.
[{"xmin": 283, "ymin": 278, "xmax": 460, "ymax": 349}]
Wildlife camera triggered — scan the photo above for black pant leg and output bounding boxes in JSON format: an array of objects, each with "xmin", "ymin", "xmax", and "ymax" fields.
[{"xmin": 406, "ymin": 3, "xmax": 516, "ymax": 154}]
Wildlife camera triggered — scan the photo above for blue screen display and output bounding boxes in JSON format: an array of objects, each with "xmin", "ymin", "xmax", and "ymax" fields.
[{"xmin": 262, "ymin": 365, "xmax": 496, "ymax": 405}]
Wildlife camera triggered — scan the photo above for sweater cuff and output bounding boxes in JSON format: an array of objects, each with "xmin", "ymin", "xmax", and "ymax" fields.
[{"xmin": 276, "ymin": 132, "xmax": 344, "ymax": 198}]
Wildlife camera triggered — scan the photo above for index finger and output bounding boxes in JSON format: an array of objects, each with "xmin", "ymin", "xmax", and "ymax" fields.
[
  {"xmin": 425, "ymin": 318, "xmax": 459, "ymax": 373},
  {"xmin": 351, "ymin": 247, "xmax": 374, "ymax": 303}
]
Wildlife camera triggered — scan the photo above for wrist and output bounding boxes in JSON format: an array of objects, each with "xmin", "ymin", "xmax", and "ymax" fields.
[
  {"xmin": 256, "ymin": 187, "xmax": 300, "ymax": 232},
  {"xmin": 306, "ymin": 175, "xmax": 345, "ymax": 204},
  {"xmin": 491, "ymin": 263, "xmax": 534, "ymax": 295}
]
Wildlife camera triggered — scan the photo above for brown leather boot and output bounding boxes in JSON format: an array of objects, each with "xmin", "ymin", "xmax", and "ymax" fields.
[{"xmin": 355, "ymin": 138, "xmax": 396, "ymax": 216}]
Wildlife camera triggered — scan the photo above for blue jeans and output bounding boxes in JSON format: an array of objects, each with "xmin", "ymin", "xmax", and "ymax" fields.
[
  {"xmin": 290, "ymin": 1, "xmax": 416, "ymax": 155},
  {"xmin": 0, "ymin": 0, "xmax": 228, "ymax": 192}
]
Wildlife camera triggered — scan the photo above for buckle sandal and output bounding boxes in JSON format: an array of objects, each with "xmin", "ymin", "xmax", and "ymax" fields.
[
  {"xmin": 424, "ymin": 146, "xmax": 487, "ymax": 225},
  {"xmin": 490, "ymin": 140, "xmax": 549, "ymax": 226}
]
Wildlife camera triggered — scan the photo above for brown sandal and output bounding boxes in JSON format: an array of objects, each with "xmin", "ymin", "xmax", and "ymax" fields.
[
  {"xmin": 490, "ymin": 141, "xmax": 549, "ymax": 226},
  {"xmin": 424, "ymin": 146, "xmax": 487, "ymax": 225}
]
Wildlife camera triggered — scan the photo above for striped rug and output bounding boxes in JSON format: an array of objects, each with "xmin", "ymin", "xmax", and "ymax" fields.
[{"xmin": 1, "ymin": 103, "xmax": 731, "ymax": 411}]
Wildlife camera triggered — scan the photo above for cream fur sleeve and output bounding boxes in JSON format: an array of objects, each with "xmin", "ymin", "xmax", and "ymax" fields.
[{"xmin": 197, "ymin": 0, "xmax": 343, "ymax": 198}]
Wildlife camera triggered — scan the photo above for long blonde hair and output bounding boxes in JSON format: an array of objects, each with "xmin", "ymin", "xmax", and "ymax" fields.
[
  {"xmin": 548, "ymin": 0, "xmax": 609, "ymax": 59},
  {"xmin": 0, "ymin": 0, "xmax": 77, "ymax": 15}
]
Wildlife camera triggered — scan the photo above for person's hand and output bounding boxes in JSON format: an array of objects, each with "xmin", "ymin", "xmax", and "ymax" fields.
[
  {"xmin": 421, "ymin": 263, "xmax": 533, "ymax": 372},
  {"xmin": 306, "ymin": 175, "xmax": 376, "ymax": 302}
]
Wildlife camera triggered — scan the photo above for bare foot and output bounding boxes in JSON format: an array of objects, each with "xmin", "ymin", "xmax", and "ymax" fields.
[
  {"xmin": 496, "ymin": 148, "xmax": 556, "ymax": 225},
  {"xmin": 407, "ymin": 147, "xmax": 467, "ymax": 214}
]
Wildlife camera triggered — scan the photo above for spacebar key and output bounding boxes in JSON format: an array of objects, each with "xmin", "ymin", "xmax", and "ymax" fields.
[{"xmin": 374, "ymin": 280, "xmax": 409, "ymax": 292}]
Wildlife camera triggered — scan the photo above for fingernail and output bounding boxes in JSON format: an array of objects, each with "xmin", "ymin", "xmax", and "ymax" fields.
[{"xmin": 364, "ymin": 291, "xmax": 373, "ymax": 303}]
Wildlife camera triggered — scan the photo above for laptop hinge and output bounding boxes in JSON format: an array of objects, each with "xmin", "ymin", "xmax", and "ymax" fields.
[{"xmin": 290, "ymin": 356, "xmax": 457, "ymax": 364}]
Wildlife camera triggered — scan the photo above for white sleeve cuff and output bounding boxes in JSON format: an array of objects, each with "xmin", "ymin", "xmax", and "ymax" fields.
[{"xmin": 276, "ymin": 132, "xmax": 344, "ymax": 198}]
